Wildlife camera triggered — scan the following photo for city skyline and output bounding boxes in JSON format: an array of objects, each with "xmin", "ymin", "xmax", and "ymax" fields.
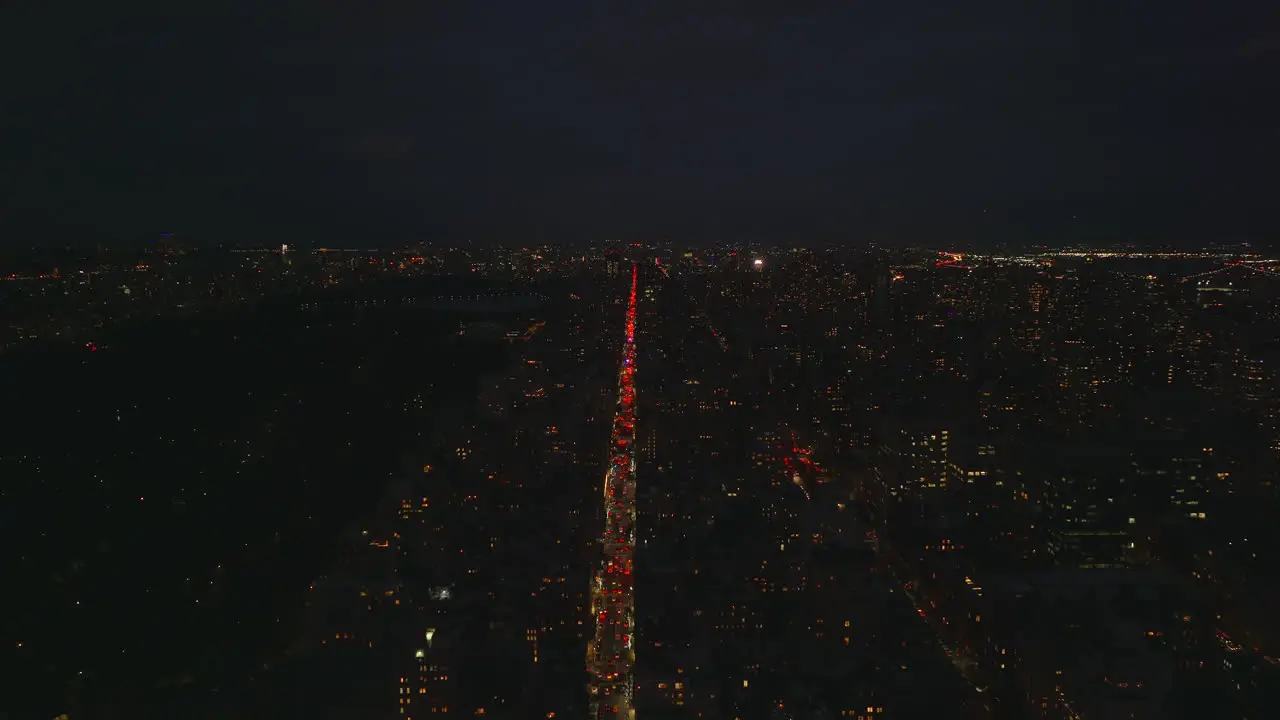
[
  {"xmin": 4, "ymin": 1, "xmax": 1280, "ymax": 716},
  {"xmin": 4, "ymin": 244, "xmax": 1280, "ymax": 717}
]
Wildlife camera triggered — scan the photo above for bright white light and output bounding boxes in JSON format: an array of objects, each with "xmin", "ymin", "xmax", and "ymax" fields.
[{"xmin": 753, "ymin": 258, "xmax": 764, "ymax": 267}]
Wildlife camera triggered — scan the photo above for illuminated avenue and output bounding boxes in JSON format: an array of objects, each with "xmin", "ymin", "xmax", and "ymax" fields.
[{"xmin": 589, "ymin": 264, "xmax": 640, "ymax": 719}]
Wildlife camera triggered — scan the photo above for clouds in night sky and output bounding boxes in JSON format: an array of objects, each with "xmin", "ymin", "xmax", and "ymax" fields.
[{"xmin": 3, "ymin": 1, "xmax": 1277, "ymax": 245}]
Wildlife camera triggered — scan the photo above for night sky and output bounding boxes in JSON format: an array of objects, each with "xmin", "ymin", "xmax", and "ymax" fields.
[{"xmin": 5, "ymin": 2, "xmax": 1278, "ymax": 247}]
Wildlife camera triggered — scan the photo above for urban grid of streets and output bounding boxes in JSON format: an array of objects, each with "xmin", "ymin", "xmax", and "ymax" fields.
[{"xmin": 588, "ymin": 265, "xmax": 639, "ymax": 720}]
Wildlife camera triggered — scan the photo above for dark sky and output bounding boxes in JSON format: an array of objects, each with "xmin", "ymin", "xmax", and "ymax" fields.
[{"xmin": 4, "ymin": 1, "xmax": 1278, "ymax": 246}]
